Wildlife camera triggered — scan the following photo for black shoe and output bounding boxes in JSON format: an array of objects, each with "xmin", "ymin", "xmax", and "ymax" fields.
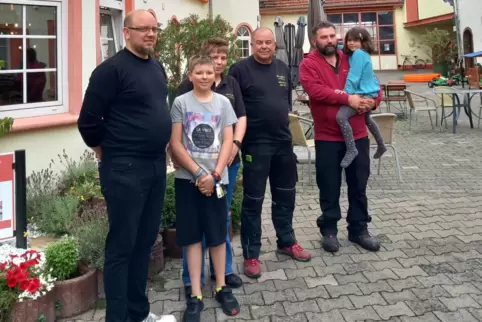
[
  {"xmin": 349, "ymin": 231, "xmax": 381, "ymax": 252},
  {"xmin": 322, "ymin": 234, "xmax": 340, "ymax": 253},
  {"xmin": 182, "ymin": 297, "xmax": 204, "ymax": 322},
  {"xmin": 215, "ymin": 286, "xmax": 240, "ymax": 316},
  {"xmin": 184, "ymin": 285, "xmax": 192, "ymax": 300},
  {"xmin": 210, "ymin": 274, "xmax": 243, "ymax": 288}
]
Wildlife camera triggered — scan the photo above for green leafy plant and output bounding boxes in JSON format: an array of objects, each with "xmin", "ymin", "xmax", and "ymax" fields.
[
  {"xmin": 155, "ymin": 14, "xmax": 239, "ymax": 92},
  {"xmin": 0, "ymin": 118, "xmax": 13, "ymax": 137},
  {"xmin": 410, "ymin": 28, "xmax": 458, "ymax": 64},
  {"xmin": 34, "ymin": 196, "xmax": 80, "ymax": 236},
  {"xmin": 72, "ymin": 204, "xmax": 108, "ymax": 270},
  {"xmin": 161, "ymin": 173, "xmax": 176, "ymax": 229},
  {"xmin": 45, "ymin": 237, "xmax": 79, "ymax": 281},
  {"xmin": 53, "ymin": 150, "xmax": 98, "ymax": 194},
  {"xmin": 26, "ymin": 165, "xmax": 59, "ymax": 222},
  {"xmin": 230, "ymin": 166, "xmax": 243, "ymax": 232}
]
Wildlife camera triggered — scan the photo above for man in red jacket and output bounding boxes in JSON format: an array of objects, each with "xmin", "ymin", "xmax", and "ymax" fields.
[{"xmin": 299, "ymin": 21, "xmax": 381, "ymax": 253}]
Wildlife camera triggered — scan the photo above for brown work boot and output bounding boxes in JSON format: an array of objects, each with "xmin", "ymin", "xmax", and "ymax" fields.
[
  {"xmin": 244, "ymin": 259, "xmax": 261, "ymax": 279},
  {"xmin": 277, "ymin": 244, "xmax": 312, "ymax": 262}
]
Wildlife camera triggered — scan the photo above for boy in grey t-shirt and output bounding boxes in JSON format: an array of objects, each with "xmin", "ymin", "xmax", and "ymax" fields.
[{"xmin": 169, "ymin": 55, "xmax": 240, "ymax": 322}]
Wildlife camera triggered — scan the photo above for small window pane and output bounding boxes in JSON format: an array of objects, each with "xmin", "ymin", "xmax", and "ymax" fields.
[
  {"xmin": 0, "ymin": 38, "xmax": 23, "ymax": 69},
  {"xmin": 378, "ymin": 12, "xmax": 393, "ymax": 25},
  {"xmin": 100, "ymin": 13, "xmax": 114, "ymax": 38},
  {"xmin": 101, "ymin": 39, "xmax": 116, "ymax": 61},
  {"xmin": 0, "ymin": 73, "xmax": 22, "ymax": 105},
  {"xmin": 27, "ymin": 39, "xmax": 57, "ymax": 69},
  {"xmin": 237, "ymin": 26, "xmax": 249, "ymax": 37},
  {"xmin": 0, "ymin": 4, "xmax": 23, "ymax": 35},
  {"xmin": 343, "ymin": 13, "xmax": 358, "ymax": 24},
  {"xmin": 361, "ymin": 13, "xmax": 376, "ymax": 23},
  {"xmin": 26, "ymin": 5, "xmax": 57, "ymax": 36},
  {"xmin": 327, "ymin": 14, "xmax": 341, "ymax": 24},
  {"xmin": 379, "ymin": 26, "xmax": 394, "ymax": 40},
  {"xmin": 380, "ymin": 41, "xmax": 395, "ymax": 54}
]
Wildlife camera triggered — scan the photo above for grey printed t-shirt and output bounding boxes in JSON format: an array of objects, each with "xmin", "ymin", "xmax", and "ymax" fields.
[{"xmin": 171, "ymin": 91, "xmax": 238, "ymax": 183}]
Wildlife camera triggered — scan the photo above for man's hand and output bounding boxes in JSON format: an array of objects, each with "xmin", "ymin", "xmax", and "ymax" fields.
[
  {"xmin": 357, "ymin": 98, "xmax": 376, "ymax": 114},
  {"xmin": 196, "ymin": 173, "xmax": 214, "ymax": 196},
  {"xmin": 348, "ymin": 94, "xmax": 362, "ymax": 109},
  {"xmin": 227, "ymin": 145, "xmax": 239, "ymax": 166},
  {"xmin": 92, "ymin": 146, "xmax": 102, "ymax": 160}
]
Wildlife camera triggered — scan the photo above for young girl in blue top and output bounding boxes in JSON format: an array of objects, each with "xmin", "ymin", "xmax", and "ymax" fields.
[{"xmin": 336, "ymin": 27, "xmax": 387, "ymax": 168}]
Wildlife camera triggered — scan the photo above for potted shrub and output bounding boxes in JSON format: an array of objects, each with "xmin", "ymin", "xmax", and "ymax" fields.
[
  {"xmin": 45, "ymin": 237, "xmax": 97, "ymax": 318},
  {"xmin": 160, "ymin": 173, "xmax": 182, "ymax": 258},
  {"xmin": 0, "ymin": 245, "xmax": 56, "ymax": 322}
]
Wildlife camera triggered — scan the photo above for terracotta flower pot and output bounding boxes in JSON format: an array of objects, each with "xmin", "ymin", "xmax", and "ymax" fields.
[
  {"xmin": 54, "ymin": 267, "xmax": 97, "ymax": 318},
  {"xmin": 10, "ymin": 290, "xmax": 56, "ymax": 322},
  {"xmin": 148, "ymin": 234, "xmax": 165, "ymax": 277},
  {"xmin": 162, "ymin": 228, "xmax": 182, "ymax": 259},
  {"xmin": 97, "ymin": 270, "xmax": 105, "ymax": 300}
]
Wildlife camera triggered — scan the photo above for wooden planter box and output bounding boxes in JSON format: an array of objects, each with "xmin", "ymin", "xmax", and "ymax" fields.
[
  {"xmin": 54, "ymin": 267, "xmax": 97, "ymax": 318},
  {"xmin": 162, "ymin": 228, "xmax": 182, "ymax": 259},
  {"xmin": 10, "ymin": 290, "xmax": 56, "ymax": 322}
]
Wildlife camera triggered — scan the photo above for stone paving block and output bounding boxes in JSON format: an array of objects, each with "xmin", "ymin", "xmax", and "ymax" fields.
[
  {"xmin": 392, "ymin": 266, "xmax": 428, "ymax": 279},
  {"xmin": 316, "ymin": 295, "xmax": 354, "ymax": 312},
  {"xmin": 399, "ymin": 312, "xmax": 441, "ymax": 322},
  {"xmin": 340, "ymin": 307, "xmax": 380, "ymax": 322},
  {"xmin": 442, "ymin": 282, "xmax": 482, "ymax": 296},
  {"xmin": 250, "ymin": 302, "xmax": 285, "ymax": 319},
  {"xmin": 326, "ymin": 283, "xmax": 363, "ymax": 298},
  {"xmin": 405, "ymin": 299, "xmax": 448, "ymax": 315},
  {"xmin": 342, "ymin": 262, "xmax": 376, "ymax": 274},
  {"xmin": 306, "ymin": 310, "xmax": 345, "ymax": 322},
  {"xmin": 364, "ymin": 269, "xmax": 399, "ymax": 282},
  {"xmin": 434, "ymin": 308, "xmax": 479, "ymax": 322},
  {"xmin": 438, "ymin": 294, "xmax": 481, "ymax": 311},
  {"xmin": 334, "ymin": 272, "xmax": 369, "ymax": 285},
  {"xmin": 271, "ymin": 313, "xmax": 308, "ymax": 321},
  {"xmin": 314, "ymin": 264, "xmax": 347, "ymax": 277},
  {"xmin": 283, "ymin": 299, "xmax": 320, "ymax": 316},
  {"xmin": 262, "ymin": 289, "xmax": 297, "ymax": 305},
  {"xmin": 305, "ymin": 275, "xmax": 338, "ymax": 288},
  {"xmin": 381, "ymin": 290, "xmax": 418, "ymax": 304},
  {"xmin": 285, "ymin": 267, "xmax": 317, "ymax": 279},
  {"xmin": 374, "ymin": 302, "xmax": 415, "ymax": 320},
  {"xmin": 416, "ymin": 274, "xmax": 454, "ymax": 287},
  {"xmin": 357, "ymin": 280, "xmax": 394, "ymax": 295},
  {"xmin": 349, "ymin": 292, "xmax": 387, "ymax": 309}
]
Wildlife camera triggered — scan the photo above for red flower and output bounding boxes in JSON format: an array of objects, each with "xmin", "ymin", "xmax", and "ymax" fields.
[
  {"xmin": 7, "ymin": 277, "xmax": 17, "ymax": 288},
  {"xmin": 27, "ymin": 278, "xmax": 40, "ymax": 293},
  {"xmin": 19, "ymin": 279, "xmax": 30, "ymax": 291}
]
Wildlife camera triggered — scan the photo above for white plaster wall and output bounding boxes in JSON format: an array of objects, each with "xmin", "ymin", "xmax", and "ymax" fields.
[
  {"xmin": 212, "ymin": 0, "xmax": 259, "ymax": 32},
  {"xmin": 458, "ymin": 0, "xmax": 482, "ymax": 61},
  {"xmin": 81, "ymin": 0, "xmax": 98, "ymax": 97}
]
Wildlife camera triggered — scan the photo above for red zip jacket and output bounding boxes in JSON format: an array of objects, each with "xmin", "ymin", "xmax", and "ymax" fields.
[{"xmin": 299, "ymin": 50, "xmax": 383, "ymax": 141}]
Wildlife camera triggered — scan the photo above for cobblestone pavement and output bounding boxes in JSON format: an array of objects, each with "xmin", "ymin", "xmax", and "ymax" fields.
[{"xmin": 66, "ymin": 74, "xmax": 482, "ymax": 321}]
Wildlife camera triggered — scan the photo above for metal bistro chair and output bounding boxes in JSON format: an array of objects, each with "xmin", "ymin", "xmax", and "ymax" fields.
[
  {"xmin": 405, "ymin": 90, "xmax": 438, "ymax": 131},
  {"xmin": 288, "ymin": 113, "xmax": 315, "ymax": 185},
  {"xmin": 368, "ymin": 113, "xmax": 402, "ymax": 182}
]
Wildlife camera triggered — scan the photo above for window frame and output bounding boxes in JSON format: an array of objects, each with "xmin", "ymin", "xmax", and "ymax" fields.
[
  {"xmin": 236, "ymin": 26, "xmax": 251, "ymax": 59},
  {"xmin": 0, "ymin": 0, "xmax": 67, "ymax": 119},
  {"xmin": 100, "ymin": 10, "xmax": 120, "ymax": 62}
]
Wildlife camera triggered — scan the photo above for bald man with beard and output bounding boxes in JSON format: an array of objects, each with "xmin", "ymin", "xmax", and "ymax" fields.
[{"xmin": 78, "ymin": 10, "xmax": 175, "ymax": 322}]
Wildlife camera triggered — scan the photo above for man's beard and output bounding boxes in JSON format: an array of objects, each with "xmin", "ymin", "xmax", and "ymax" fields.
[
  {"xmin": 135, "ymin": 44, "xmax": 155, "ymax": 56},
  {"xmin": 316, "ymin": 42, "xmax": 336, "ymax": 56}
]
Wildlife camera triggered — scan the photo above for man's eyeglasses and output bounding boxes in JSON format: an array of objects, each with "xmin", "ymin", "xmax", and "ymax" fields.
[{"xmin": 127, "ymin": 26, "xmax": 159, "ymax": 33}]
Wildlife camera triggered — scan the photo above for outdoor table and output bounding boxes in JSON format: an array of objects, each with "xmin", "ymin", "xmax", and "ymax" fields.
[{"xmin": 432, "ymin": 88, "xmax": 482, "ymax": 134}]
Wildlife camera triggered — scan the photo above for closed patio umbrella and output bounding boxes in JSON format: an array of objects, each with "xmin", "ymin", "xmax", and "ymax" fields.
[
  {"xmin": 274, "ymin": 16, "xmax": 289, "ymax": 65},
  {"xmin": 307, "ymin": 0, "xmax": 327, "ymax": 50},
  {"xmin": 284, "ymin": 23, "xmax": 296, "ymax": 67},
  {"xmin": 291, "ymin": 16, "xmax": 306, "ymax": 86}
]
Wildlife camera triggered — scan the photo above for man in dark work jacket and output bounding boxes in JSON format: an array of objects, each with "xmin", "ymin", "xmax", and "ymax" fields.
[
  {"xmin": 78, "ymin": 10, "xmax": 174, "ymax": 322},
  {"xmin": 229, "ymin": 27, "xmax": 312, "ymax": 279}
]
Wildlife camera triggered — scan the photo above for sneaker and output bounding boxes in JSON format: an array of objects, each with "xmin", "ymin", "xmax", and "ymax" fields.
[
  {"xmin": 322, "ymin": 234, "xmax": 340, "ymax": 253},
  {"xmin": 210, "ymin": 273, "xmax": 244, "ymax": 288},
  {"xmin": 182, "ymin": 297, "xmax": 204, "ymax": 322},
  {"xmin": 215, "ymin": 286, "xmax": 240, "ymax": 316},
  {"xmin": 244, "ymin": 259, "xmax": 261, "ymax": 279},
  {"xmin": 142, "ymin": 312, "xmax": 177, "ymax": 322},
  {"xmin": 277, "ymin": 244, "xmax": 312, "ymax": 262},
  {"xmin": 349, "ymin": 231, "xmax": 380, "ymax": 252}
]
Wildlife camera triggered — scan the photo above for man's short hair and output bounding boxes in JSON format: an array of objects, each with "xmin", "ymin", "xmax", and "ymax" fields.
[
  {"xmin": 201, "ymin": 38, "xmax": 229, "ymax": 56},
  {"xmin": 188, "ymin": 55, "xmax": 214, "ymax": 72},
  {"xmin": 312, "ymin": 21, "xmax": 336, "ymax": 36}
]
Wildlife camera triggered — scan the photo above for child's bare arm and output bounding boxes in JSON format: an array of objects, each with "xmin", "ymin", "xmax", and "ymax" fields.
[
  {"xmin": 214, "ymin": 125, "xmax": 234, "ymax": 176},
  {"xmin": 169, "ymin": 123, "xmax": 200, "ymax": 176}
]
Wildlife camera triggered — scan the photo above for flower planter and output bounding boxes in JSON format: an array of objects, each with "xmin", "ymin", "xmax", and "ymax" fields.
[
  {"xmin": 162, "ymin": 228, "xmax": 182, "ymax": 259},
  {"xmin": 10, "ymin": 290, "xmax": 56, "ymax": 322},
  {"xmin": 54, "ymin": 267, "xmax": 97, "ymax": 318},
  {"xmin": 148, "ymin": 234, "xmax": 165, "ymax": 277},
  {"xmin": 97, "ymin": 270, "xmax": 105, "ymax": 300}
]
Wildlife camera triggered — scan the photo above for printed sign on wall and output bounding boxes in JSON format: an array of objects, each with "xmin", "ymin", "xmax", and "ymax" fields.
[{"xmin": 0, "ymin": 153, "xmax": 14, "ymax": 240}]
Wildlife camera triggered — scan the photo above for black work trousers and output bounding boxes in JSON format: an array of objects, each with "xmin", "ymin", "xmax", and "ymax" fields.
[
  {"xmin": 99, "ymin": 155, "xmax": 166, "ymax": 322},
  {"xmin": 240, "ymin": 142, "xmax": 297, "ymax": 259},
  {"xmin": 315, "ymin": 137, "xmax": 371, "ymax": 236}
]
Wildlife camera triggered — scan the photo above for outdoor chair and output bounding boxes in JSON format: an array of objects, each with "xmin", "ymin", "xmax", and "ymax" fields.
[
  {"xmin": 288, "ymin": 113, "xmax": 315, "ymax": 185},
  {"xmin": 405, "ymin": 90, "xmax": 438, "ymax": 131},
  {"xmin": 433, "ymin": 86, "xmax": 461, "ymax": 131},
  {"xmin": 368, "ymin": 113, "xmax": 402, "ymax": 182},
  {"xmin": 293, "ymin": 82, "xmax": 310, "ymax": 107},
  {"xmin": 381, "ymin": 84, "xmax": 408, "ymax": 116}
]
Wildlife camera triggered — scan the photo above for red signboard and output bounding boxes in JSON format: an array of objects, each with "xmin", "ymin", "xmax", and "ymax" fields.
[{"xmin": 0, "ymin": 153, "xmax": 14, "ymax": 240}]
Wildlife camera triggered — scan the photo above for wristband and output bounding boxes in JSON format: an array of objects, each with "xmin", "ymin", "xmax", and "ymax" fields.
[{"xmin": 191, "ymin": 168, "xmax": 204, "ymax": 183}]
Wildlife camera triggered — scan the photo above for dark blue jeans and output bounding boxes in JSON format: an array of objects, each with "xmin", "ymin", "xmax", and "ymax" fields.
[
  {"xmin": 241, "ymin": 143, "xmax": 297, "ymax": 259},
  {"xmin": 99, "ymin": 156, "xmax": 166, "ymax": 322},
  {"xmin": 181, "ymin": 162, "xmax": 241, "ymax": 286}
]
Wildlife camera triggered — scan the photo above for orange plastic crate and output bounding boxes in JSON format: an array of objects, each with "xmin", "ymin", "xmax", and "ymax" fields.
[{"xmin": 403, "ymin": 73, "xmax": 441, "ymax": 82}]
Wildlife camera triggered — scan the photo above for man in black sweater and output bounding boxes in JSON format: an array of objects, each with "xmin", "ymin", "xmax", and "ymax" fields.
[
  {"xmin": 228, "ymin": 27, "xmax": 312, "ymax": 279},
  {"xmin": 78, "ymin": 10, "xmax": 174, "ymax": 322}
]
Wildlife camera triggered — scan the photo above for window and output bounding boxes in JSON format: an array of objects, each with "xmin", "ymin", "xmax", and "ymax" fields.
[
  {"xmin": 327, "ymin": 11, "xmax": 395, "ymax": 55},
  {"xmin": 236, "ymin": 26, "xmax": 250, "ymax": 59},
  {"xmin": 100, "ymin": 12, "xmax": 119, "ymax": 61},
  {"xmin": 0, "ymin": 1, "xmax": 64, "ymax": 118}
]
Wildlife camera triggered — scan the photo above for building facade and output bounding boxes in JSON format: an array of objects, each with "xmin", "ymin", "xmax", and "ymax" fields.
[
  {"xmin": 0, "ymin": 0, "xmax": 259, "ymax": 173},
  {"xmin": 457, "ymin": 0, "xmax": 482, "ymax": 67},
  {"xmin": 260, "ymin": 0, "xmax": 455, "ymax": 70}
]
